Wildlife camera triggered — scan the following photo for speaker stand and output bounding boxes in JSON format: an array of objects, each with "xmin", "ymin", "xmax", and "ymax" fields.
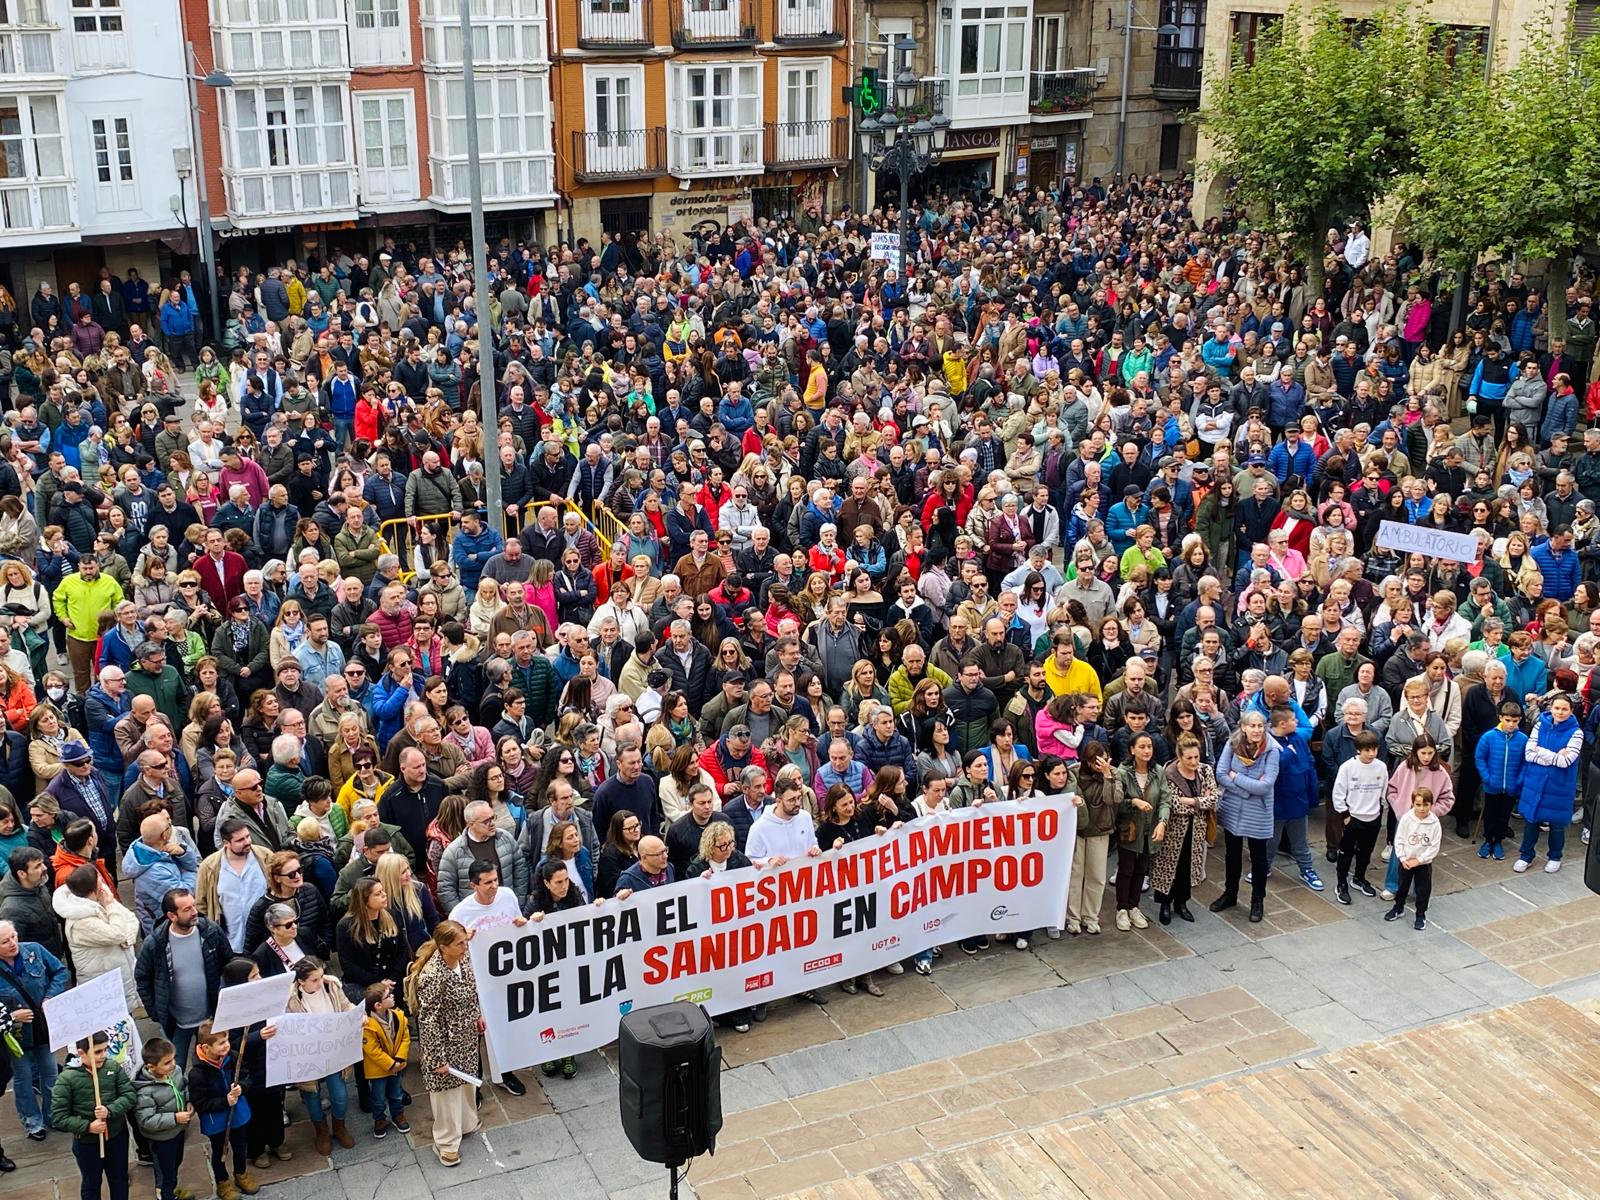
[{"xmin": 667, "ymin": 1161, "xmax": 684, "ymax": 1200}]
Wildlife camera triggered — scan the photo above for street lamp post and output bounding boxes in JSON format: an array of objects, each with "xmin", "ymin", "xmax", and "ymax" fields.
[
  {"xmin": 856, "ymin": 37, "xmax": 949, "ymax": 281},
  {"xmin": 1114, "ymin": 2, "xmax": 1179, "ymax": 179},
  {"xmin": 183, "ymin": 42, "xmax": 232, "ymax": 346},
  {"xmin": 459, "ymin": 0, "xmax": 503, "ymax": 534}
]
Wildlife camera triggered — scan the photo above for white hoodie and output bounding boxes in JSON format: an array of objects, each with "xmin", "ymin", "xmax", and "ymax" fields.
[{"xmin": 52, "ymin": 884, "xmax": 140, "ymax": 1008}]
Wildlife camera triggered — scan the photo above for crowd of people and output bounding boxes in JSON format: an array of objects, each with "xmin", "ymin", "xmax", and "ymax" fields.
[{"xmin": 0, "ymin": 174, "xmax": 1597, "ymax": 1199}]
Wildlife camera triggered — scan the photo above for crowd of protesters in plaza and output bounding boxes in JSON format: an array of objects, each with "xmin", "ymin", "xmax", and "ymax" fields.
[{"xmin": 0, "ymin": 172, "xmax": 1597, "ymax": 1197}]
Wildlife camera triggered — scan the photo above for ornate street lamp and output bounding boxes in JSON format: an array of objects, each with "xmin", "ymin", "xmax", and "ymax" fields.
[{"xmin": 856, "ymin": 35, "xmax": 946, "ymax": 278}]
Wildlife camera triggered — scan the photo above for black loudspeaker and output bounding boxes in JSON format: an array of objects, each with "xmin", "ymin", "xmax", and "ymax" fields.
[{"xmin": 618, "ymin": 1002, "xmax": 723, "ymax": 1167}]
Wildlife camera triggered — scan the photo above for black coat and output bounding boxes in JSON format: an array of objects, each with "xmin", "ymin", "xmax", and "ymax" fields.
[
  {"xmin": 135, "ymin": 918, "xmax": 230, "ymax": 1034},
  {"xmin": 243, "ymin": 883, "xmax": 331, "ymax": 963}
]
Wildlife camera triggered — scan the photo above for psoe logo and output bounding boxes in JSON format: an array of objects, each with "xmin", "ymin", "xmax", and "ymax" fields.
[
  {"xmin": 803, "ymin": 952, "xmax": 843, "ymax": 974},
  {"xmin": 674, "ymin": 987, "xmax": 714, "ymax": 1005},
  {"xmin": 989, "ymin": 906, "xmax": 1014, "ymax": 922},
  {"xmin": 871, "ymin": 936, "xmax": 900, "ymax": 952},
  {"xmin": 744, "ymin": 971, "xmax": 773, "ymax": 992},
  {"xmin": 539, "ymin": 1027, "xmax": 557, "ymax": 1044}
]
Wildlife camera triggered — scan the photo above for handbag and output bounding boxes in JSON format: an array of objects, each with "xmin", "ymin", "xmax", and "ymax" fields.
[{"xmin": 1204, "ymin": 810, "xmax": 1219, "ymax": 847}]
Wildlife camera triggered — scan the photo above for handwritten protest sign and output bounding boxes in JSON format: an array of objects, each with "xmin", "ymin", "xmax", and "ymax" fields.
[
  {"xmin": 472, "ymin": 799, "xmax": 1075, "ymax": 1070},
  {"xmin": 212, "ymin": 974, "xmax": 293, "ymax": 1031},
  {"xmin": 264, "ymin": 1006, "xmax": 365, "ymax": 1087},
  {"xmin": 1375, "ymin": 520, "xmax": 1478, "ymax": 564},
  {"xmin": 45, "ymin": 968, "xmax": 130, "ymax": 1052}
]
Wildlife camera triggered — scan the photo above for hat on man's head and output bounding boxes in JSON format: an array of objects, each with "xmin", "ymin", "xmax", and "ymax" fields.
[
  {"xmin": 1122, "ymin": 484, "xmax": 1143, "ymax": 498},
  {"xmin": 60, "ymin": 741, "xmax": 91, "ymax": 765}
]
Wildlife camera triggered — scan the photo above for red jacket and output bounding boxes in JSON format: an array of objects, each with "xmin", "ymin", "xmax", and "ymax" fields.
[
  {"xmin": 698, "ymin": 738, "xmax": 768, "ymax": 798},
  {"xmin": 196, "ymin": 550, "xmax": 248, "ymax": 609}
]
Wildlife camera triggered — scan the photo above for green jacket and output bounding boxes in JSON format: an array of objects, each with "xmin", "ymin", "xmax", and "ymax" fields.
[
  {"xmin": 334, "ymin": 526, "xmax": 382, "ymax": 585},
  {"xmin": 1115, "ymin": 764, "xmax": 1172, "ymax": 856},
  {"xmin": 51, "ymin": 1061, "xmax": 138, "ymax": 1143},
  {"xmin": 264, "ymin": 763, "xmax": 305, "ymax": 815},
  {"xmin": 125, "ymin": 662, "xmax": 190, "ymax": 730},
  {"xmin": 209, "ymin": 619, "xmax": 271, "ymax": 683}
]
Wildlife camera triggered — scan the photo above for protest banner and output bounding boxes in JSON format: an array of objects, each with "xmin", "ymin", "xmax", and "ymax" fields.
[
  {"xmin": 1374, "ymin": 520, "xmax": 1478, "ymax": 564},
  {"xmin": 472, "ymin": 799, "xmax": 1076, "ymax": 1071},
  {"xmin": 264, "ymin": 1007, "xmax": 365, "ymax": 1087},
  {"xmin": 44, "ymin": 967, "xmax": 130, "ymax": 1053},
  {"xmin": 869, "ymin": 231, "xmax": 901, "ymax": 270},
  {"xmin": 212, "ymin": 974, "xmax": 293, "ymax": 1032}
]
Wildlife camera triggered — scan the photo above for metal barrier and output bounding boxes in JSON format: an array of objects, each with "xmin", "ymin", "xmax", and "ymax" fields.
[
  {"xmin": 374, "ymin": 498, "xmax": 614, "ymax": 583},
  {"xmin": 587, "ymin": 501, "xmax": 626, "ymax": 556}
]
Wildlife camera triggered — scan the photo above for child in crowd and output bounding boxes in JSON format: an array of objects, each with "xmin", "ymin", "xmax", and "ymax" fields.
[
  {"xmin": 1330, "ymin": 729, "xmax": 1387, "ymax": 905},
  {"xmin": 1387, "ymin": 788, "xmax": 1442, "ymax": 930},
  {"xmin": 188, "ymin": 1023, "xmax": 258, "ymax": 1200},
  {"xmin": 1474, "ymin": 701, "xmax": 1527, "ymax": 861},
  {"xmin": 1269, "ymin": 705, "xmax": 1323, "ymax": 892},
  {"xmin": 52, "ymin": 1031, "xmax": 138, "ymax": 1200},
  {"xmin": 361, "ymin": 981, "xmax": 411, "ymax": 1139},
  {"xmin": 134, "ymin": 1036, "xmax": 195, "ymax": 1200}
]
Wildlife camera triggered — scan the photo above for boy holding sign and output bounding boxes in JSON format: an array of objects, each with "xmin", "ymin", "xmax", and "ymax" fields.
[
  {"xmin": 50, "ymin": 1031, "xmax": 137, "ymax": 1200},
  {"xmin": 188, "ymin": 1024, "xmax": 259, "ymax": 1200}
]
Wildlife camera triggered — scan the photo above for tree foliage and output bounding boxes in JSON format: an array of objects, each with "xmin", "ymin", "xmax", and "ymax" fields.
[
  {"xmin": 1397, "ymin": 17, "xmax": 1600, "ymax": 338},
  {"xmin": 1197, "ymin": 3, "xmax": 1451, "ymax": 294}
]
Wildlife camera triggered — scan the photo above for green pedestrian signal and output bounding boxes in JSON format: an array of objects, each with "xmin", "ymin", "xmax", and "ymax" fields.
[{"xmin": 857, "ymin": 68, "xmax": 882, "ymax": 115}]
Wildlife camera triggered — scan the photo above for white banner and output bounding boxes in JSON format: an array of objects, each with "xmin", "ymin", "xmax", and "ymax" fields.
[
  {"xmin": 870, "ymin": 231, "xmax": 901, "ymax": 269},
  {"xmin": 45, "ymin": 968, "xmax": 131, "ymax": 1052},
  {"xmin": 1374, "ymin": 520, "xmax": 1478, "ymax": 564},
  {"xmin": 212, "ymin": 974, "xmax": 294, "ymax": 1032},
  {"xmin": 471, "ymin": 800, "xmax": 1076, "ymax": 1070},
  {"xmin": 264, "ymin": 1007, "xmax": 365, "ymax": 1087}
]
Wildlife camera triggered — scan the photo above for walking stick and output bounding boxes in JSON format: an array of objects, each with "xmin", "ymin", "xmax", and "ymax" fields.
[{"xmin": 222, "ymin": 1026, "xmax": 246, "ymax": 1139}]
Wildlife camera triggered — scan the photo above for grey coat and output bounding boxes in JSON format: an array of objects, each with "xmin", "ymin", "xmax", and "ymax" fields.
[{"xmin": 435, "ymin": 828, "xmax": 529, "ymax": 910}]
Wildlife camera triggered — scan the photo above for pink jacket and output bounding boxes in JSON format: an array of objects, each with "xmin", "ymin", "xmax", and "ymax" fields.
[
  {"xmin": 1386, "ymin": 760, "xmax": 1455, "ymax": 819},
  {"xmin": 1034, "ymin": 708, "xmax": 1083, "ymax": 763}
]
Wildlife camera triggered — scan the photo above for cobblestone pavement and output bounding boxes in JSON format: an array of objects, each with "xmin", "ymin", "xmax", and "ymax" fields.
[{"xmin": 5, "ymin": 827, "xmax": 1596, "ymax": 1199}]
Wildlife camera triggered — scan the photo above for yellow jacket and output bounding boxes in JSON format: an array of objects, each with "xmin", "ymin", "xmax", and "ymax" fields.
[
  {"xmin": 285, "ymin": 276, "xmax": 307, "ymax": 317},
  {"xmin": 52, "ymin": 572, "xmax": 124, "ymax": 641},
  {"xmin": 363, "ymin": 1008, "xmax": 411, "ymax": 1078},
  {"xmin": 1044, "ymin": 655, "xmax": 1102, "ymax": 700}
]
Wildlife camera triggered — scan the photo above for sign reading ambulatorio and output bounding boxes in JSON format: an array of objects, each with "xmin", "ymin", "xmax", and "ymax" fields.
[{"xmin": 471, "ymin": 799, "xmax": 1076, "ymax": 1067}]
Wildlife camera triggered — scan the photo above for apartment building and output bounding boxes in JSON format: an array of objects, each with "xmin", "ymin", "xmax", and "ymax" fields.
[
  {"xmin": 555, "ymin": 0, "xmax": 852, "ymax": 242},
  {"xmin": 0, "ymin": 0, "xmax": 192, "ymax": 303}
]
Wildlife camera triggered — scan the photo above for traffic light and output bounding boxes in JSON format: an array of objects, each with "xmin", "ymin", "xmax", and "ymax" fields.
[{"xmin": 857, "ymin": 68, "xmax": 883, "ymax": 115}]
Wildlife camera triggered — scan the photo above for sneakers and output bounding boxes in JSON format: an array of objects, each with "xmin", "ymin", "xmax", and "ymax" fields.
[
  {"xmin": 561, "ymin": 1057, "xmax": 577, "ymax": 1079},
  {"xmin": 1478, "ymin": 841, "xmax": 1492, "ymax": 859},
  {"xmin": 1545, "ymin": 859, "xmax": 1563, "ymax": 873},
  {"xmin": 1384, "ymin": 907, "xmax": 1403, "ymax": 922},
  {"xmin": 1381, "ymin": 845, "xmax": 1393, "ymax": 862},
  {"xmin": 1115, "ymin": 909, "xmax": 1132, "ymax": 931},
  {"xmin": 733, "ymin": 1022, "xmax": 751, "ymax": 1033},
  {"xmin": 1352, "ymin": 877, "xmax": 1377, "ymax": 898},
  {"xmin": 1046, "ymin": 927, "xmax": 1062, "ymax": 940},
  {"xmin": 1380, "ymin": 889, "xmax": 1395, "ymax": 901},
  {"xmin": 1334, "ymin": 882, "xmax": 1352, "ymax": 906},
  {"xmin": 436, "ymin": 1148, "xmax": 460, "ymax": 1168},
  {"xmin": 271, "ymin": 1147, "xmax": 292, "ymax": 1162},
  {"xmin": 1063, "ymin": 920, "xmax": 1080, "ymax": 936},
  {"xmin": 863, "ymin": 977, "xmax": 885, "ymax": 997},
  {"xmin": 391, "ymin": 1116, "xmax": 411, "ymax": 1135},
  {"xmin": 1014, "ymin": 935, "xmax": 1030, "ymax": 950},
  {"xmin": 1585, "ymin": 828, "xmax": 1592, "ymax": 846},
  {"xmin": 1300, "ymin": 869, "xmax": 1324, "ymax": 892},
  {"xmin": 1513, "ymin": 859, "xmax": 1532, "ymax": 873},
  {"xmin": 497, "ymin": 1072, "xmax": 527, "ymax": 1098},
  {"xmin": 884, "ymin": 961, "xmax": 905, "ymax": 975},
  {"xmin": 1413, "ymin": 915, "xmax": 1427, "ymax": 931},
  {"xmin": 914, "ymin": 960, "xmax": 932, "ymax": 975},
  {"xmin": 1084, "ymin": 922, "xmax": 1101, "ymax": 935},
  {"xmin": 1127, "ymin": 908, "xmax": 1148, "ymax": 930},
  {"xmin": 373, "ymin": 1118, "xmax": 389, "ymax": 1140},
  {"xmin": 1492, "ymin": 843, "xmax": 1505, "ymax": 861}
]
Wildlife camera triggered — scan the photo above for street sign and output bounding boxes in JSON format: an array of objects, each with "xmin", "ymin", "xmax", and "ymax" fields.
[{"xmin": 857, "ymin": 68, "xmax": 883, "ymax": 115}]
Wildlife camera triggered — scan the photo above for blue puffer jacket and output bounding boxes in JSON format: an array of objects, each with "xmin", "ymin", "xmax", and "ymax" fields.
[
  {"xmin": 1271, "ymin": 731, "xmax": 1319, "ymax": 820},
  {"xmin": 121, "ymin": 828, "xmax": 200, "ymax": 934},
  {"xmin": 1474, "ymin": 724, "xmax": 1527, "ymax": 796},
  {"xmin": 1518, "ymin": 711, "xmax": 1583, "ymax": 825},
  {"xmin": 1216, "ymin": 737, "xmax": 1280, "ymax": 839},
  {"xmin": 84, "ymin": 681, "xmax": 131, "ymax": 766}
]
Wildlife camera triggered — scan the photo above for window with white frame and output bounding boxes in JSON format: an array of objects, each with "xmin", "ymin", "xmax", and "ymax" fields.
[
  {"xmin": 776, "ymin": 58, "xmax": 830, "ymax": 162},
  {"xmin": 218, "ymin": 0, "xmax": 346, "ymax": 72},
  {"xmin": 582, "ymin": 65, "xmax": 644, "ymax": 173},
  {"xmin": 669, "ymin": 61, "xmax": 761, "ymax": 175},
  {"xmin": 419, "ymin": 0, "xmax": 546, "ymax": 67},
  {"xmin": 351, "ymin": 0, "xmax": 409, "ymax": 64},
  {"xmin": 0, "ymin": 0, "xmax": 55, "ymax": 75},
  {"xmin": 1032, "ymin": 14, "xmax": 1062, "ymax": 71},
  {"xmin": 224, "ymin": 84, "xmax": 352, "ymax": 215},
  {"xmin": 0, "ymin": 0, "xmax": 50, "ymax": 23},
  {"xmin": 939, "ymin": 3, "xmax": 1030, "ymax": 110},
  {"xmin": 71, "ymin": 0, "xmax": 119, "ymax": 29},
  {"xmin": 89, "ymin": 113, "xmax": 136, "ymax": 210},
  {"xmin": 426, "ymin": 74, "xmax": 552, "ymax": 200},
  {"xmin": 0, "ymin": 93, "xmax": 72, "ymax": 230}
]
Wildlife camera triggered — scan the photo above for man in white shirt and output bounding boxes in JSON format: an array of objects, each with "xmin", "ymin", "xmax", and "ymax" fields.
[
  {"xmin": 447, "ymin": 860, "xmax": 526, "ymax": 932},
  {"xmin": 1344, "ymin": 221, "xmax": 1370, "ymax": 272},
  {"xmin": 745, "ymin": 779, "xmax": 821, "ymax": 867}
]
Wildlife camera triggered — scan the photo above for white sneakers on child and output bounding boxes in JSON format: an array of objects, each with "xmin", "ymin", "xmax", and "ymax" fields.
[
  {"xmin": 1545, "ymin": 859, "xmax": 1563, "ymax": 874},
  {"xmin": 1513, "ymin": 859, "xmax": 1531, "ymax": 873}
]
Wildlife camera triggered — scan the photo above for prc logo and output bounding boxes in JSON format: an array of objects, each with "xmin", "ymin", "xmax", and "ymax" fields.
[
  {"xmin": 744, "ymin": 971, "xmax": 773, "ymax": 992},
  {"xmin": 674, "ymin": 987, "xmax": 714, "ymax": 1005},
  {"xmin": 803, "ymin": 953, "xmax": 843, "ymax": 974},
  {"xmin": 539, "ymin": 1027, "xmax": 557, "ymax": 1044}
]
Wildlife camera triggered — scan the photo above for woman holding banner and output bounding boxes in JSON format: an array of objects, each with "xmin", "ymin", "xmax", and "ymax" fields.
[
  {"xmin": 284, "ymin": 957, "xmax": 357, "ymax": 1155},
  {"xmin": 407, "ymin": 920, "xmax": 482, "ymax": 1168}
]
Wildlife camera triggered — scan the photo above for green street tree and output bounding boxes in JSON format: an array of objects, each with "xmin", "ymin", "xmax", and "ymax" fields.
[
  {"xmin": 1398, "ymin": 20, "xmax": 1600, "ymax": 343},
  {"xmin": 1197, "ymin": 3, "xmax": 1449, "ymax": 298}
]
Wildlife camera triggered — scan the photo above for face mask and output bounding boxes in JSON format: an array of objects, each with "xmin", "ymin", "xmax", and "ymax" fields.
[{"xmin": 46, "ymin": 687, "xmax": 66, "ymax": 703}]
